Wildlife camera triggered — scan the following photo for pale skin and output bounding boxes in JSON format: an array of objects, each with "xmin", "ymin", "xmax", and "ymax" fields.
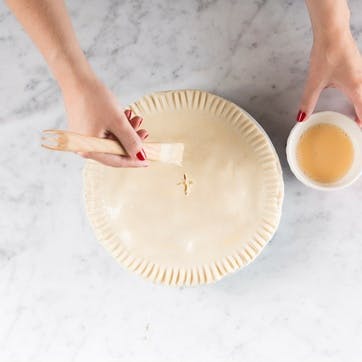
[
  {"xmin": 5, "ymin": 0, "xmax": 362, "ymax": 168},
  {"xmin": 6, "ymin": 0, "xmax": 149, "ymax": 167},
  {"xmin": 300, "ymin": 0, "xmax": 362, "ymax": 126}
]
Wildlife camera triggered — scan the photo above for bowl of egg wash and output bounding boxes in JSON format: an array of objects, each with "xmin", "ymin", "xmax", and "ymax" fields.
[{"xmin": 287, "ymin": 111, "xmax": 362, "ymax": 190}]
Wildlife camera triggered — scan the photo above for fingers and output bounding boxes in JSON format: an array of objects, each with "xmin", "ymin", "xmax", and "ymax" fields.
[
  {"xmin": 137, "ymin": 129, "xmax": 149, "ymax": 140},
  {"xmin": 79, "ymin": 151, "xmax": 148, "ymax": 168},
  {"xmin": 297, "ymin": 75, "xmax": 324, "ymax": 122},
  {"xmin": 112, "ymin": 111, "xmax": 147, "ymax": 161},
  {"xmin": 344, "ymin": 84, "xmax": 362, "ymax": 127},
  {"xmin": 129, "ymin": 116, "xmax": 143, "ymax": 129},
  {"xmin": 124, "ymin": 109, "xmax": 132, "ymax": 119},
  {"xmin": 355, "ymin": 114, "xmax": 362, "ymax": 127},
  {"xmin": 104, "ymin": 121, "xmax": 148, "ymax": 140},
  {"xmin": 89, "ymin": 109, "xmax": 148, "ymax": 167},
  {"xmin": 353, "ymin": 104, "xmax": 362, "ymax": 127},
  {"xmin": 125, "ymin": 109, "xmax": 144, "ymax": 129}
]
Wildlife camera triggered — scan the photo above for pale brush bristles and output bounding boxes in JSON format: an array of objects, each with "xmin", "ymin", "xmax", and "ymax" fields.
[{"xmin": 41, "ymin": 130, "xmax": 68, "ymax": 150}]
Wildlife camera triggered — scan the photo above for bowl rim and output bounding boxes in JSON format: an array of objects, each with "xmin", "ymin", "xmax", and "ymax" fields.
[{"xmin": 286, "ymin": 111, "xmax": 362, "ymax": 191}]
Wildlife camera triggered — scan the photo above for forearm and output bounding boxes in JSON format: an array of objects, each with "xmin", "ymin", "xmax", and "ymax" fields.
[
  {"xmin": 305, "ymin": 0, "xmax": 351, "ymax": 43},
  {"xmin": 299, "ymin": 0, "xmax": 362, "ymax": 123},
  {"xmin": 6, "ymin": 0, "xmax": 96, "ymax": 90}
]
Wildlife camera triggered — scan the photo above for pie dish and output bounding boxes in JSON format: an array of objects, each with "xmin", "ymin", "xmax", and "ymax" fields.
[{"xmin": 83, "ymin": 90, "xmax": 284, "ymax": 286}]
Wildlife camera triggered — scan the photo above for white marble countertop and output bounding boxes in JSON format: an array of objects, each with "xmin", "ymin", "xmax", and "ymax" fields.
[{"xmin": 1, "ymin": 1, "xmax": 362, "ymax": 361}]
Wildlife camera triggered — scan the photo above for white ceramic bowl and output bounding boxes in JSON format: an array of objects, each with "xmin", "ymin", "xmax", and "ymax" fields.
[{"xmin": 286, "ymin": 111, "xmax": 362, "ymax": 190}]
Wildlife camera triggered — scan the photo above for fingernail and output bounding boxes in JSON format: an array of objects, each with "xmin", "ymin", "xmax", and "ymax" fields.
[
  {"xmin": 144, "ymin": 133, "xmax": 149, "ymax": 139},
  {"xmin": 139, "ymin": 117, "xmax": 143, "ymax": 126},
  {"xmin": 296, "ymin": 110, "xmax": 306, "ymax": 122},
  {"xmin": 125, "ymin": 109, "xmax": 132, "ymax": 119},
  {"xmin": 136, "ymin": 149, "xmax": 147, "ymax": 161}
]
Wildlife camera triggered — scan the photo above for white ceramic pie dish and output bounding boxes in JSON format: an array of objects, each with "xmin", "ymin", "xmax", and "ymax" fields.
[{"xmin": 83, "ymin": 90, "xmax": 284, "ymax": 286}]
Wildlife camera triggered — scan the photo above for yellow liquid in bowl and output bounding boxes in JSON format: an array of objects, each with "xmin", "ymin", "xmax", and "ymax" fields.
[{"xmin": 297, "ymin": 123, "xmax": 354, "ymax": 183}]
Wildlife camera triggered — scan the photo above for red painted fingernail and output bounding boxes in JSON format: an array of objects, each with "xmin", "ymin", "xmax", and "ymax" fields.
[
  {"xmin": 144, "ymin": 133, "xmax": 149, "ymax": 139},
  {"xmin": 136, "ymin": 149, "xmax": 147, "ymax": 161},
  {"xmin": 139, "ymin": 117, "xmax": 143, "ymax": 126},
  {"xmin": 296, "ymin": 110, "xmax": 306, "ymax": 122}
]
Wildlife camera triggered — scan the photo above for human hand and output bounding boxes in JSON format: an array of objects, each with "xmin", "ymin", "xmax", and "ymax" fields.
[
  {"xmin": 297, "ymin": 31, "xmax": 362, "ymax": 126},
  {"xmin": 61, "ymin": 78, "xmax": 149, "ymax": 167}
]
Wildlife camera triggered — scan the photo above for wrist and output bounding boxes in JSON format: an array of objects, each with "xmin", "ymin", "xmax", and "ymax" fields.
[
  {"xmin": 313, "ymin": 22, "xmax": 352, "ymax": 46},
  {"xmin": 310, "ymin": 2, "xmax": 351, "ymax": 44},
  {"xmin": 49, "ymin": 50, "xmax": 98, "ymax": 93},
  {"xmin": 313, "ymin": 26, "xmax": 354, "ymax": 54}
]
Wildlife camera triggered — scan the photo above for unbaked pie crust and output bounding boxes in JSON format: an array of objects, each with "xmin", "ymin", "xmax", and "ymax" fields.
[{"xmin": 83, "ymin": 90, "xmax": 284, "ymax": 286}]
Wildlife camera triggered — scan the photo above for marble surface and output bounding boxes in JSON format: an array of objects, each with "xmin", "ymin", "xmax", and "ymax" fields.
[{"xmin": 1, "ymin": 0, "xmax": 362, "ymax": 361}]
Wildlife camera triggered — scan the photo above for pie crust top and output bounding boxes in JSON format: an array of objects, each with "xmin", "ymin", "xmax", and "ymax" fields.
[{"xmin": 83, "ymin": 90, "xmax": 284, "ymax": 285}]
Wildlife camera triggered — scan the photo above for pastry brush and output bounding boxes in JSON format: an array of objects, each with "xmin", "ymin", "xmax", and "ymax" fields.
[{"xmin": 41, "ymin": 130, "xmax": 184, "ymax": 166}]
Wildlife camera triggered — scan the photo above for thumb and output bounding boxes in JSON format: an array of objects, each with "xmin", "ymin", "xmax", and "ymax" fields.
[
  {"xmin": 353, "ymin": 103, "xmax": 362, "ymax": 127},
  {"xmin": 297, "ymin": 75, "xmax": 324, "ymax": 122},
  {"xmin": 112, "ymin": 112, "xmax": 147, "ymax": 161},
  {"xmin": 345, "ymin": 85, "xmax": 362, "ymax": 127}
]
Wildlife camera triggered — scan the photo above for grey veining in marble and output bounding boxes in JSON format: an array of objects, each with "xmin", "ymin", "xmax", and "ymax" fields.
[{"xmin": 1, "ymin": 0, "xmax": 362, "ymax": 361}]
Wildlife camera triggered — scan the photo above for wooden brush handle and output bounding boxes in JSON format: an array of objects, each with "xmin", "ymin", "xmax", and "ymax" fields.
[
  {"xmin": 51, "ymin": 130, "xmax": 175, "ymax": 162},
  {"xmin": 64, "ymin": 132, "xmax": 127, "ymax": 155}
]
